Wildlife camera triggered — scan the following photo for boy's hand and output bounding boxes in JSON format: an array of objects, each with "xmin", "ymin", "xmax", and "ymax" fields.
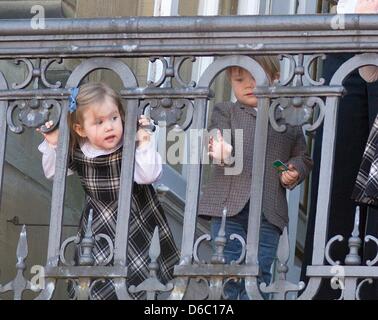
[
  {"xmin": 36, "ymin": 120, "xmax": 59, "ymax": 148},
  {"xmin": 355, "ymin": 0, "xmax": 378, "ymax": 13},
  {"xmin": 208, "ymin": 130, "xmax": 233, "ymax": 165},
  {"xmin": 280, "ymin": 164, "xmax": 299, "ymax": 187},
  {"xmin": 136, "ymin": 115, "xmax": 152, "ymax": 147}
]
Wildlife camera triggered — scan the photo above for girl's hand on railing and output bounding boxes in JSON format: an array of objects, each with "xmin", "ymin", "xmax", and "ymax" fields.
[
  {"xmin": 136, "ymin": 115, "xmax": 153, "ymax": 147},
  {"xmin": 36, "ymin": 120, "xmax": 59, "ymax": 148}
]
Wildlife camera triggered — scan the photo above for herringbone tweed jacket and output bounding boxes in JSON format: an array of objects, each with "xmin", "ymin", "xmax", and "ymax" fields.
[{"xmin": 198, "ymin": 101, "xmax": 313, "ymax": 231}]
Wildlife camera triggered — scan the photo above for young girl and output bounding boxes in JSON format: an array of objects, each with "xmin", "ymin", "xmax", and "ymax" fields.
[{"xmin": 38, "ymin": 82, "xmax": 179, "ymax": 300}]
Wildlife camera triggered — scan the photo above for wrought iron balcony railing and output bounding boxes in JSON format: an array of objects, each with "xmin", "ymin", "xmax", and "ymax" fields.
[{"xmin": 0, "ymin": 15, "xmax": 378, "ymax": 300}]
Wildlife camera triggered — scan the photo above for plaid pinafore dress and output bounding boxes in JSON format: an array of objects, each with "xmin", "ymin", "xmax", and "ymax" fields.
[
  {"xmin": 69, "ymin": 147, "xmax": 180, "ymax": 299},
  {"xmin": 352, "ymin": 116, "xmax": 378, "ymax": 207}
]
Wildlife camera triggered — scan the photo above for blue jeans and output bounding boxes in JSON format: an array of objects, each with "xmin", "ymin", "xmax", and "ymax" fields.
[{"xmin": 210, "ymin": 202, "xmax": 281, "ymax": 300}]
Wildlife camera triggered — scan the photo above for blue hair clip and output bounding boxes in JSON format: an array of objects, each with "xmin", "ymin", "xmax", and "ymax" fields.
[{"xmin": 69, "ymin": 87, "xmax": 79, "ymax": 113}]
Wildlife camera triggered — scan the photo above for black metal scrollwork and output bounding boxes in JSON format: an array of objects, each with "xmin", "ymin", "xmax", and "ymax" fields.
[
  {"xmin": 140, "ymin": 98, "xmax": 194, "ymax": 131},
  {"xmin": 7, "ymin": 58, "xmax": 64, "ymax": 134},
  {"xmin": 269, "ymin": 54, "xmax": 326, "ymax": 132},
  {"xmin": 7, "ymin": 99, "xmax": 61, "ymax": 134}
]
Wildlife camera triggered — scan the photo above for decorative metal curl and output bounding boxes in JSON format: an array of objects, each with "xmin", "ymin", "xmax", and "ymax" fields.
[
  {"xmin": 93, "ymin": 234, "xmax": 114, "ymax": 266},
  {"xmin": 12, "ymin": 59, "xmax": 34, "ymax": 89},
  {"xmin": 59, "ymin": 235, "xmax": 81, "ymax": 266},
  {"xmin": 193, "ymin": 234, "xmax": 211, "ymax": 264},
  {"xmin": 148, "ymin": 56, "xmax": 169, "ymax": 88},
  {"xmin": 193, "ymin": 233, "xmax": 245, "ymax": 265},
  {"xmin": 356, "ymin": 278, "xmax": 373, "ymax": 300},
  {"xmin": 268, "ymin": 54, "xmax": 328, "ymax": 134},
  {"xmin": 174, "ymin": 56, "xmax": 196, "ymax": 88},
  {"xmin": 325, "ymin": 235, "xmax": 344, "ymax": 266},
  {"xmin": 88, "ymin": 278, "xmax": 107, "ymax": 300},
  {"xmin": 302, "ymin": 97, "xmax": 325, "ymax": 132},
  {"xmin": 147, "ymin": 56, "xmax": 196, "ymax": 88},
  {"xmin": 140, "ymin": 98, "xmax": 194, "ymax": 131},
  {"xmin": 7, "ymin": 100, "xmax": 28, "ymax": 134},
  {"xmin": 269, "ymin": 96, "xmax": 325, "ymax": 132},
  {"xmin": 269, "ymin": 98, "xmax": 287, "ymax": 133},
  {"xmin": 12, "ymin": 58, "xmax": 63, "ymax": 90},
  {"xmin": 364, "ymin": 235, "xmax": 378, "ymax": 266},
  {"xmin": 304, "ymin": 54, "xmax": 326, "ymax": 86},
  {"xmin": 40, "ymin": 58, "xmax": 63, "ymax": 88},
  {"xmin": 59, "ymin": 210, "xmax": 114, "ymax": 267},
  {"xmin": 275, "ymin": 54, "xmax": 296, "ymax": 86},
  {"xmin": 229, "ymin": 234, "xmax": 246, "ymax": 265},
  {"xmin": 275, "ymin": 54, "xmax": 326, "ymax": 87},
  {"xmin": 7, "ymin": 99, "xmax": 61, "ymax": 134}
]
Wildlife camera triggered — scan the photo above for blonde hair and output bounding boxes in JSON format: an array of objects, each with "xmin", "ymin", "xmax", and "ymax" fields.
[
  {"xmin": 67, "ymin": 82, "xmax": 124, "ymax": 154},
  {"xmin": 227, "ymin": 55, "xmax": 280, "ymax": 83}
]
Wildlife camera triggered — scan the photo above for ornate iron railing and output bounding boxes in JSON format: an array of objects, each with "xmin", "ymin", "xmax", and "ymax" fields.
[{"xmin": 0, "ymin": 15, "xmax": 378, "ymax": 300}]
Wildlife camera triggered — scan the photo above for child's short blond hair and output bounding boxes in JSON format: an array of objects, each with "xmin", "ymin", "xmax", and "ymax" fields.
[{"xmin": 227, "ymin": 55, "xmax": 280, "ymax": 83}]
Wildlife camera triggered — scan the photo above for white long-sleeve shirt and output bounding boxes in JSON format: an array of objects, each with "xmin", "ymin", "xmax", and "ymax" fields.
[{"xmin": 38, "ymin": 137, "xmax": 162, "ymax": 184}]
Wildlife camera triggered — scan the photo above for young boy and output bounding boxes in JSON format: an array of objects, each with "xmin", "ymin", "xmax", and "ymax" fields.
[{"xmin": 198, "ymin": 56, "xmax": 313, "ymax": 299}]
